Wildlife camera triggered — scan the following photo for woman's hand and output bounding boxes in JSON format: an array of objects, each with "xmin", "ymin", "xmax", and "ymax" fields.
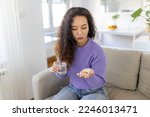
[
  {"xmin": 77, "ymin": 68, "xmax": 95, "ymax": 78},
  {"xmin": 50, "ymin": 61, "xmax": 59, "ymax": 72}
]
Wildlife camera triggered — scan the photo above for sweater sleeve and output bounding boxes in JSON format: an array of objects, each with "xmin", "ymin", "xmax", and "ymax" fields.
[
  {"xmin": 55, "ymin": 72, "xmax": 68, "ymax": 79},
  {"xmin": 85, "ymin": 48, "xmax": 106, "ymax": 89}
]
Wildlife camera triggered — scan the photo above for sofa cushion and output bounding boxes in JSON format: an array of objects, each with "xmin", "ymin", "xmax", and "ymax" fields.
[
  {"xmin": 103, "ymin": 47, "xmax": 141, "ymax": 90},
  {"xmin": 137, "ymin": 52, "xmax": 150, "ymax": 98},
  {"xmin": 105, "ymin": 86, "xmax": 149, "ymax": 100}
]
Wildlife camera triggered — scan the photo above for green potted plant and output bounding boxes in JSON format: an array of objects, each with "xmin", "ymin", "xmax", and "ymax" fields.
[
  {"xmin": 131, "ymin": 0, "xmax": 150, "ymax": 32},
  {"xmin": 108, "ymin": 14, "xmax": 119, "ymax": 30},
  {"xmin": 112, "ymin": 14, "xmax": 120, "ymax": 25}
]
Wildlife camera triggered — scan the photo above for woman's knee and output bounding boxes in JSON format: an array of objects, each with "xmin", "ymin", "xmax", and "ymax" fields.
[
  {"xmin": 81, "ymin": 93, "xmax": 107, "ymax": 100},
  {"xmin": 52, "ymin": 86, "xmax": 78, "ymax": 100}
]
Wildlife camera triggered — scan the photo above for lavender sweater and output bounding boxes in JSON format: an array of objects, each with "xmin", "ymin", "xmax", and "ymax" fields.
[{"xmin": 56, "ymin": 38, "xmax": 106, "ymax": 90}]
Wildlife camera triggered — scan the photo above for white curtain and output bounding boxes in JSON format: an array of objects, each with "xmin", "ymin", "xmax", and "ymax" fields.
[{"xmin": 0, "ymin": 0, "xmax": 27, "ymax": 99}]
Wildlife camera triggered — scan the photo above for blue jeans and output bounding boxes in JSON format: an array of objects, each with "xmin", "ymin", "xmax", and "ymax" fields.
[{"xmin": 52, "ymin": 84, "xmax": 109, "ymax": 100}]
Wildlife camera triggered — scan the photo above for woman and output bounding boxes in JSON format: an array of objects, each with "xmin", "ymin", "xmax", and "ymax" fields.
[{"xmin": 51, "ymin": 7, "xmax": 108, "ymax": 100}]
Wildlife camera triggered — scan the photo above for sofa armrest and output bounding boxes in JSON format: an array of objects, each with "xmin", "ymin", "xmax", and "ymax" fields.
[{"xmin": 32, "ymin": 68, "xmax": 69, "ymax": 100}]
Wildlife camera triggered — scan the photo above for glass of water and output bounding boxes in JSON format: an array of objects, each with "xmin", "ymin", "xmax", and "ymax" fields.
[{"xmin": 55, "ymin": 61, "xmax": 67, "ymax": 75}]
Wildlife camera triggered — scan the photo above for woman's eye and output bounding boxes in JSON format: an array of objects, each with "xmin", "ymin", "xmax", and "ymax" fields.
[
  {"xmin": 72, "ymin": 27, "xmax": 87, "ymax": 31},
  {"xmin": 72, "ymin": 28, "xmax": 77, "ymax": 31},
  {"xmin": 82, "ymin": 27, "xmax": 87, "ymax": 29}
]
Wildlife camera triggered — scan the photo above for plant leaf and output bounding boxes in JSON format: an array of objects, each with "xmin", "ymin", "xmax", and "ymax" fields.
[
  {"xmin": 112, "ymin": 14, "xmax": 119, "ymax": 21},
  {"xmin": 146, "ymin": 10, "xmax": 150, "ymax": 17},
  {"xmin": 131, "ymin": 8, "xmax": 143, "ymax": 21}
]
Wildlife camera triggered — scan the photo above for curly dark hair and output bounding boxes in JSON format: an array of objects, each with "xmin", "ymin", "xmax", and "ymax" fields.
[{"xmin": 55, "ymin": 7, "xmax": 96, "ymax": 67}]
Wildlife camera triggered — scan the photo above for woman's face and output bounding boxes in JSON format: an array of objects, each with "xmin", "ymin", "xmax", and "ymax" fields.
[{"xmin": 71, "ymin": 16, "xmax": 89, "ymax": 46}]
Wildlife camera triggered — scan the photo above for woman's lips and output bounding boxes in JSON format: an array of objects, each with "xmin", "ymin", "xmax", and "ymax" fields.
[{"xmin": 77, "ymin": 37, "xmax": 84, "ymax": 40}]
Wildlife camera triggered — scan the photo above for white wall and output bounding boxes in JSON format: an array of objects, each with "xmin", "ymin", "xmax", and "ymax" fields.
[
  {"xmin": 45, "ymin": 40, "xmax": 57, "ymax": 58},
  {"xmin": 17, "ymin": 0, "xmax": 47, "ymax": 99},
  {"xmin": 69, "ymin": 0, "xmax": 145, "ymax": 29},
  {"xmin": 69, "ymin": 0, "xmax": 101, "ymax": 27},
  {"xmin": 69, "ymin": 0, "xmax": 86, "ymax": 7},
  {"xmin": 99, "ymin": 12, "xmax": 145, "ymax": 29}
]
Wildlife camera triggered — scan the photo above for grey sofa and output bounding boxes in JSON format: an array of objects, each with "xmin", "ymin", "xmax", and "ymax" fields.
[{"xmin": 32, "ymin": 47, "xmax": 150, "ymax": 100}]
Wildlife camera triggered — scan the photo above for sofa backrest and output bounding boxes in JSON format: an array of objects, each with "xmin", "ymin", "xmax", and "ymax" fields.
[
  {"xmin": 137, "ymin": 52, "xmax": 150, "ymax": 98},
  {"xmin": 103, "ymin": 47, "xmax": 141, "ymax": 90}
]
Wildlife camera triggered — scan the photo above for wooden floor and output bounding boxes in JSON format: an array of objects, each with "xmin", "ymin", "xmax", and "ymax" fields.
[{"xmin": 47, "ymin": 56, "xmax": 56, "ymax": 68}]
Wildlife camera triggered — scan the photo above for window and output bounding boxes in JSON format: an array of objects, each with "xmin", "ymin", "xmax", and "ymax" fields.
[
  {"xmin": 42, "ymin": 0, "xmax": 50, "ymax": 29},
  {"xmin": 100, "ymin": 0, "xmax": 143, "ymax": 13},
  {"xmin": 42, "ymin": 0, "xmax": 69, "ymax": 38},
  {"xmin": 52, "ymin": 1, "xmax": 67, "ymax": 27}
]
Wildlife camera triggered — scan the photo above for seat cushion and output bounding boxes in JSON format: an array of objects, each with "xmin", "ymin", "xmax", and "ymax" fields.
[
  {"xmin": 137, "ymin": 52, "xmax": 150, "ymax": 98},
  {"xmin": 45, "ymin": 96, "xmax": 53, "ymax": 100},
  {"xmin": 105, "ymin": 86, "xmax": 149, "ymax": 100},
  {"xmin": 103, "ymin": 47, "xmax": 141, "ymax": 90}
]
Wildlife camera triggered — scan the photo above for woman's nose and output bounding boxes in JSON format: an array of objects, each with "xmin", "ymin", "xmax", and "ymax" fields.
[{"xmin": 77, "ymin": 28, "xmax": 83, "ymax": 35}]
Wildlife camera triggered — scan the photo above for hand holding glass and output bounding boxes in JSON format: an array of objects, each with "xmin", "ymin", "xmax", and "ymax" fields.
[{"xmin": 51, "ymin": 61, "xmax": 67, "ymax": 75}]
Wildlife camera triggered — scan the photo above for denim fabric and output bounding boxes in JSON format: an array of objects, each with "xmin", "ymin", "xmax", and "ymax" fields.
[{"xmin": 52, "ymin": 84, "xmax": 108, "ymax": 100}]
